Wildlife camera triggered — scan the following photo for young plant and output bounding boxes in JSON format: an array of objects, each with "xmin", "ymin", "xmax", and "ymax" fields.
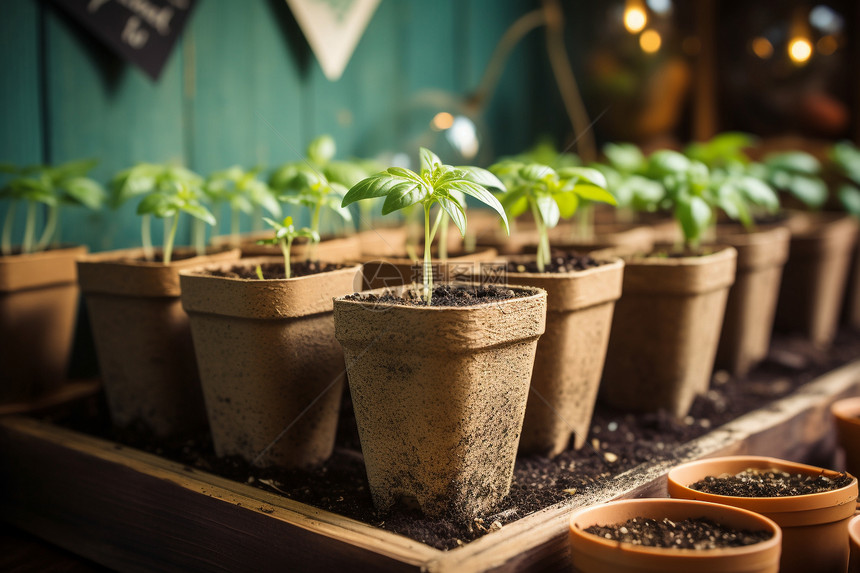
[
  {"xmin": 111, "ymin": 163, "xmax": 215, "ymax": 263},
  {"xmin": 593, "ymin": 143, "xmax": 665, "ymax": 217},
  {"xmin": 749, "ymin": 151, "xmax": 828, "ymax": 210},
  {"xmin": 0, "ymin": 159, "xmax": 105, "ymax": 256},
  {"xmin": 828, "ymin": 141, "xmax": 860, "ymax": 217},
  {"xmin": 490, "ymin": 160, "xmax": 615, "ymax": 271},
  {"xmin": 204, "ymin": 165, "xmax": 281, "ymax": 245},
  {"xmin": 256, "ymin": 216, "xmax": 318, "ymax": 279},
  {"xmin": 342, "ymin": 148, "xmax": 508, "ymax": 304}
]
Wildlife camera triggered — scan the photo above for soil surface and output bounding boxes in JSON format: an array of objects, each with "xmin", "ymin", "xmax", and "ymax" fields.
[
  {"xmin": 506, "ymin": 252, "xmax": 605, "ymax": 274},
  {"xmin": 690, "ymin": 468, "xmax": 853, "ymax": 497},
  {"xmin": 583, "ymin": 516, "xmax": 773, "ymax": 549},
  {"xmin": 341, "ymin": 284, "xmax": 522, "ymax": 307},
  {"xmin": 208, "ymin": 261, "xmax": 345, "ymax": 280},
  {"xmin": 51, "ymin": 328, "xmax": 860, "ymax": 551}
]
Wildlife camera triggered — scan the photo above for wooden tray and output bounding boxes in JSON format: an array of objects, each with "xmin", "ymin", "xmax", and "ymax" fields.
[{"xmin": 1, "ymin": 361, "xmax": 859, "ymax": 572}]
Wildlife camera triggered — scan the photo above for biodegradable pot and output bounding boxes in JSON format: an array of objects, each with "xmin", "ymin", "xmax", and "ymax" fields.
[
  {"xmin": 547, "ymin": 222, "xmax": 656, "ymax": 257},
  {"xmin": 505, "ymin": 257, "xmax": 625, "ymax": 456},
  {"xmin": 848, "ymin": 514, "xmax": 860, "ymax": 573},
  {"xmin": 715, "ymin": 225, "xmax": 791, "ymax": 377},
  {"xmin": 832, "ymin": 397, "xmax": 860, "ymax": 479},
  {"xmin": 774, "ymin": 212, "xmax": 858, "ymax": 346},
  {"xmin": 600, "ymin": 246, "xmax": 737, "ymax": 417},
  {"xmin": 355, "ymin": 226, "xmax": 408, "ymax": 258},
  {"xmin": 180, "ymin": 259, "xmax": 361, "ymax": 469},
  {"xmin": 211, "ymin": 230, "xmax": 362, "ymax": 262},
  {"xmin": 333, "ymin": 285, "xmax": 547, "ymax": 520},
  {"xmin": 667, "ymin": 455, "xmax": 859, "ymax": 573},
  {"xmin": 77, "ymin": 247, "xmax": 240, "ymax": 437},
  {"xmin": 569, "ymin": 498, "xmax": 782, "ymax": 573},
  {"xmin": 0, "ymin": 246, "xmax": 87, "ymax": 403},
  {"xmin": 358, "ymin": 246, "xmax": 499, "ymax": 291}
]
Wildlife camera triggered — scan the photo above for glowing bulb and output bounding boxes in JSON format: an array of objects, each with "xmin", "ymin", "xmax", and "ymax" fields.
[
  {"xmin": 430, "ymin": 112, "xmax": 454, "ymax": 131},
  {"xmin": 624, "ymin": 7, "xmax": 647, "ymax": 33},
  {"xmin": 640, "ymin": 29, "xmax": 661, "ymax": 53},
  {"xmin": 751, "ymin": 37, "xmax": 773, "ymax": 59},
  {"xmin": 788, "ymin": 37, "xmax": 812, "ymax": 63}
]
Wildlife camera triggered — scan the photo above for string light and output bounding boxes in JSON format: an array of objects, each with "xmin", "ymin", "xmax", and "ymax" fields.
[
  {"xmin": 624, "ymin": 0, "xmax": 647, "ymax": 33},
  {"xmin": 640, "ymin": 29, "xmax": 662, "ymax": 53}
]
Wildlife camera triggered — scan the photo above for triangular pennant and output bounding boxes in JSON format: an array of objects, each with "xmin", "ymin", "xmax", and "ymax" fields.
[
  {"xmin": 50, "ymin": 0, "xmax": 197, "ymax": 81},
  {"xmin": 285, "ymin": 0, "xmax": 380, "ymax": 81}
]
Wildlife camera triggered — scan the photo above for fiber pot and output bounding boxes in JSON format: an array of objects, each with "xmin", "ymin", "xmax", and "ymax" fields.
[
  {"xmin": 77, "ymin": 247, "xmax": 240, "ymax": 437},
  {"xmin": 212, "ymin": 230, "xmax": 362, "ymax": 262},
  {"xmin": 832, "ymin": 396, "xmax": 860, "ymax": 479},
  {"xmin": 714, "ymin": 224, "xmax": 791, "ymax": 377},
  {"xmin": 848, "ymin": 514, "xmax": 860, "ymax": 573},
  {"xmin": 569, "ymin": 498, "xmax": 782, "ymax": 573},
  {"xmin": 774, "ymin": 212, "xmax": 858, "ymax": 346},
  {"xmin": 180, "ymin": 259, "xmax": 360, "ymax": 469},
  {"xmin": 505, "ymin": 256, "xmax": 625, "ymax": 456},
  {"xmin": 0, "ymin": 246, "xmax": 87, "ymax": 403},
  {"xmin": 358, "ymin": 246, "xmax": 498, "ymax": 291},
  {"xmin": 333, "ymin": 285, "xmax": 547, "ymax": 520},
  {"xmin": 600, "ymin": 246, "xmax": 737, "ymax": 417},
  {"xmin": 667, "ymin": 455, "xmax": 859, "ymax": 573},
  {"xmin": 547, "ymin": 222, "xmax": 656, "ymax": 257}
]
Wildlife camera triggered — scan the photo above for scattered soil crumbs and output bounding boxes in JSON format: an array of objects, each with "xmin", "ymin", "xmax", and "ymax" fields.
[
  {"xmin": 49, "ymin": 329, "xmax": 860, "ymax": 551},
  {"xmin": 342, "ymin": 284, "xmax": 521, "ymax": 307},
  {"xmin": 207, "ymin": 261, "xmax": 345, "ymax": 280},
  {"xmin": 507, "ymin": 252, "xmax": 605, "ymax": 274},
  {"xmin": 690, "ymin": 468, "xmax": 853, "ymax": 497},
  {"xmin": 583, "ymin": 516, "xmax": 773, "ymax": 549}
]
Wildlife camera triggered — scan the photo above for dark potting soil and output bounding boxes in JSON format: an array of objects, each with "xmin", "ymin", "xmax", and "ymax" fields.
[
  {"xmin": 689, "ymin": 468, "xmax": 853, "ymax": 497},
  {"xmin": 208, "ymin": 261, "xmax": 346, "ymax": 280},
  {"xmin": 583, "ymin": 516, "xmax": 773, "ymax": 549},
  {"xmin": 342, "ymin": 284, "xmax": 521, "ymax": 307},
  {"xmin": 50, "ymin": 328, "xmax": 860, "ymax": 551},
  {"xmin": 507, "ymin": 251, "xmax": 605, "ymax": 274},
  {"xmin": 128, "ymin": 247, "xmax": 234, "ymax": 263}
]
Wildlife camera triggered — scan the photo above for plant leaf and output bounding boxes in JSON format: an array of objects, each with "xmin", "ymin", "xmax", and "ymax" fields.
[
  {"xmin": 63, "ymin": 177, "xmax": 106, "ymax": 209},
  {"xmin": 839, "ymin": 184, "xmax": 860, "ymax": 217},
  {"xmin": 436, "ymin": 178, "xmax": 509, "ymax": 233},
  {"xmin": 603, "ymin": 142, "xmax": 645, "ymax": 173},
  {"xmin": 557, "ymin": 166, "xmax": 608, "ymax": 189},
  {"xmin": 788, "ymin": 174, "xmax": 828, "ymax": 208},
  {"xmin": 381, "ymin": 179, "xmax": 430, "ymax": 215},
  {"xmin": 675, "ymin": 194, "xmax": 712, "ymax": 243},
  {"xmin": 307, "ymin": 135, "xmax": 336, "ymax": 166},
  {"xmin": 437, "ymin": 194, "xmax": 467, "ymax": 237},
  {"xmin": 183, "ymin": 203, "xmax": 217, "ymax": 226},
  {"xmin": 456, "ymin": 165, "xmax": 506, "ymax": 193},
  {"xmin": 420, "ymin": 147, "xmax": 443, "ymax": 174},
  {"xmin": 554, "ymin": 191, "xmax": 579, "ymax": 218},
  {"xmin": 536, "ymin": 194, "xmax": 560, "ymax": 228},
  {"xmin": 571, "ymin": 184, "xmax": 617, "ymax": 205}
]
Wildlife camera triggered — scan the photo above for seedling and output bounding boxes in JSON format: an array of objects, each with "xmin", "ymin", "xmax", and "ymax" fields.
[
  {"xmin": 343, "ymin": 148, "xmax": 508, "ymax": 304},
  {"xmin": 111, "ymin": 163, "xmax": 215, "ymax": 264},
  {"xmin": 490, "ymin": 160, "xmax": 615, "ymax": 271},
  {"xmin": 593, "ymin": 143, "xmax": 664, "ymax": 218},
  {"xmin": 204, "ymin": 165, "xmax": 281, "ymax": 245},
  {"xmin": 0, "ymin": 159, "xmax": 105, "ymax": 256},
  {"xmin": 750, "ymin": 151, "xmax": 828, "ymax": 210},
  {"xmin": 256, "ymin": 216, "xmax": 318, "ymax": 279},
  {"xmin": 828, "ymin": 141, "xmax": 860, "ymax": 217}
]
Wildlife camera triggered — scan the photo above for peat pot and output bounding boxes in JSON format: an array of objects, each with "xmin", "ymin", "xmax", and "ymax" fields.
[
  {"xmin": 668, "ymin": 455, "xmax": 859, "ymax": 573},
  {"xmin": 0, "ymin": 246, "xmax": 87, "ymax": 403},
  {"xmin": 77, "ymin": 247, "xmax": 240, "ymax": 437},
  {"xmin": 600, "ymin": 246, "xmax": 737, "ymax": 417},
  {"xmin": 212, "ymin": 231, "xmax": 362, "ymax": 263},
  {"xmin": 505, "ymin": 256, "xmax": 625, "ymax": 457},
  {"xmin": 333, "ymin": 285, "xmax": 546, "ymax": 520},
  {"xmin": 358, "ymin": 247, "xmax": 498, "ymax": 291},
  {"xmin": 569, "ymin": 498, "xmax": 781, "ymax": 573},
  {"xmin": 180, "ymin": 259, "xmax": 361, "ymax": 468}
]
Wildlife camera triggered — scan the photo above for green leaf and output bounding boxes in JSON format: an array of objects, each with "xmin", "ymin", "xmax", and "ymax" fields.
[
  {"xmin": 63, "ymin": 177, "xmax": 106, "ymax": 209},
  {"xmin": 500, "ymin": 187, "xmax": 529, "ymax": 219},
  {"xmin": 648, "ymin": 150, "xmax": 691, "ymax": 178},
  {"xmin": 456, "ymin": 165, "xmax": 506, "ymax": 193},
  {"xmin": 519, "ymin": 163, "xmax": 556, "ymax": 182},
  {"xmin": 343, "ymin": 171, "xmax": 427, "ymax": 208},
  {"xmin": 788, "ymin": 174, "xmax": 828, "ymax": 208},
  {"xmin": 571, "ymin": 184, "xmax": 617, "ymax": 205},
  {"xmin": 437, "ymin": 178, "xmax": 509, "ymax": 233},
  {"xmin": 183, "ymin": 203, "xmax": 217, "ymax": 226},
  {"xmin": 764, "ymin": 151, "xmax": 821, "ymax": 175},
  {"xmin": 420, "ymin": 147, "xmax": 443, "ymax": 174},
  {"xmin": 554, "ymin": 191, "xmax": 579, "ymax": 218},
  {"xmin": 381, "ymin": 179, "xmax": 429, "ymax": 214},
  {"xmin": 307, "ymin": 135, "xmax": 336, "ymax": 166},
  {"xmin": 437, "ymin": 194, "xmax": 466, "ymax": 237},
  {"xmin": 603, "ymin": 142, "xmax": 645, "ymax": 173},
  {"xmin": 675, "ymin": 195, "xmax": 712, "ymax": 243},
  {"xmin": 557, "ymin": 166, "xmax": 608, "ymax": 189},
  {"xmin": 735, "ymin": 176, "xmax": 779, "ymax": 210},
  {"xmin": 324, "ymin": 161, "xmax": 370, "ymax": 187},
  {"xmin": 838, "ymin": 184, "xmax": 860, "ymax": 217},
  {"xmin": 137, "ymin": 192, "xmax": 173, "ymax": 218},
  {"xmin": 536, "ymin": 194, "xmax": 560, "ymax": 228}
]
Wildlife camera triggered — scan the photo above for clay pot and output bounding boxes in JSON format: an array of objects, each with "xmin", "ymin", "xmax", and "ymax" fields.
[
  {"xmin": 569, "ymin": 498, "xmax": 782, "ymax": 573},
  {"xmin": 504, "ymin": 256, "xmax": 625, "ymax": 456},
  {"xmin": 832, "ymin": 397, "xmax": 860, "ymax": 479},
  {"xmin": 180, "ymin": 259, "xmax": 361, "ymax": 468},
  {"xmin": 848, "ymin": 514, "xmax": 860, "ymax": 573},
  {"xmin": 600, "ymin": 246, "xmax": 737, "ymax": 417},
  {"xmin": 333, "ymin": 285, "xmax": 547, "ymax": 520},
  {"xmin": 358, "ymin": 247, "xmax": 499, "ymax": 291},
  {"xmin": 715, "ymin": 225, "xmax": 791, "ymax": 377},
  {"xmin": 355, "ymin": 226, "xmax": 408, "ymax": 258},
  {"xmin": 667, "ymin": 455, "xmax": 859, "ymax": 573},
  {"xmin": 0, "ymin": 246, "xmax": 87, "ymax": 403},
  {"xmin": 77, "ymin": 247, "xmax": 240, "ymax": 437},
  {"xmin": 211, "ymin": 231, "xmax": 362, "ymax": 262},
  {"xmin": 774, "ymin": 212, "xmax": 858, "ymax": 345}
]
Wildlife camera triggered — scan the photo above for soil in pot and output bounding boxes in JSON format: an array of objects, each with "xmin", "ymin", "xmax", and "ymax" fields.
[
  {"xmin": 357, "ymin": 246, "xmax": 499, "ymax": 291},
  {"xmin": 180, "ymin": 258, "xmax": 359, "ymax": 469},
  {"xmin": 334, "ymin": 283, "xmax": 546, "ymax": 521},
  {"xmin": 689, "ymin": 467, "xmax": 853, "ymax": 496},
  {"xmin": 584, "ymin": 516, "xmax": 773, "ymax": 549}
]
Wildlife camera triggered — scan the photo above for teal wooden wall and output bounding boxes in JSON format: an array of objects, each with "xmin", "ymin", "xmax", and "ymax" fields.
[{"xmin": 0, "ymin": 0, "xmax": 548, "ymax": 252}]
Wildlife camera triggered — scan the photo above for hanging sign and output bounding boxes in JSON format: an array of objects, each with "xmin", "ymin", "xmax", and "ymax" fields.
[
  {"xmin": 285, "ymin": 0, "xmax": 380, "ymax": 81},
  {"xmin": 50, "ymin": 0, "xmax": 197, "ymax": 81}
]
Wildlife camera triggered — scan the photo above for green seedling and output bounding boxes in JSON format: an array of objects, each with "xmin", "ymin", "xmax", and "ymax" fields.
[
  {"xmin": 750, "ymin": 151, "xmax": 828, "ymax": 210},
  {"xmin": 1, "ymin": 159, "xmax": 105, "ymax": 256},
  {"xmin": 204, "ymin": 165, "xmax": 281, "ymax": 245},
  {"xmin": 491, "ymin": 160, "xmax": 615, "ymax": 271},
  {"xmin": 257, "ymin": 216, "xmax": 318, "ymax": 279},
  {"xmin": 112, "ymin": 163, "xmax": 215, "ymax": 264},
  {"xmin": 593, "ymin": 143, "xmax": 664, "ymax": 217},
  {"xmin": 343, "ymin": 147, "xmax": 508, "ymax": 305},
  {"xmin": 828, "ymin": 141, "xmax": 860, "ymax": 217}
]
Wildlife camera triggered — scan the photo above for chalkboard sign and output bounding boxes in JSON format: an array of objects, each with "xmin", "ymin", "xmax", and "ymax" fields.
[{"xmin": 51, "ymin": 0, "xmax": 197, "ymax": 80}]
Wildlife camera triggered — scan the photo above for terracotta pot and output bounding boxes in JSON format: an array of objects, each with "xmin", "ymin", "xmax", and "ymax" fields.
[
  {"xmin": 774, "ymin": 212, "xmax": 858, "ymax": 346},
  {"xmin": 211, "ymin": 231, "xmax": 362, "ymax": 262},
  {"xmin": 77, "ymin": 247, "xmax": 240, "ymax": 437},
  {"xmin": 355, "ymin": 226, "xmax": 407, "ymax": 258},
  {"xmin": 358, "ymin": 247, "xmax": 499, "ymax": 291},
  {"xmin": 569, "ymin": 498, "xmax": 782, "ymax": 573},
  {"xmin": 333, "ymin": 285, "xmax": 547, "ymax": 520},
  {"xmin": 0, "ymin": 246, "xmax": 87, "ymax": 403},
  {"xmin": 600, "ymin": 246, "xmax": 737, "ymax": 417},
  {"xmin": 848, "ymin": 514, "xmax": 860, "ymax": 573},
  {"xmin": 180, "ymin": 259, "xmax": 361, "ymax": 468},
  {"xmin": 667, "ymin": 455, "xmax": 859, "ymax": 573},
  {"xmin": 832, "ymin": 397, "xmax": 860, "ymax": 479},
  {"xmin": 504, "ymin": 257, "xmax": 625, "ymax": 456},
  {"xmin": 715, "ymin": 225, "xmax": 791, "ymax": 377}
]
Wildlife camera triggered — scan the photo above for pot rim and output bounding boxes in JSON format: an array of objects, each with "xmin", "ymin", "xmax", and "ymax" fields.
[
  {"xmin": 831, "ymin": 397, "xmax": 860, "ymax": 428},
  {"xmin": 333, "ymin": 282, "xmax": 546, "ymax": 311},
  {"xmin": 501, "ymin": 255, "xmax": 624, "ymax": 279},
  {"xmin": 354, "ymin": 245, "xmax": 498, "ymax": 266},
  {"xmin": 178, "ymin": 256, "xmax": 362, "ymax": 284},
  {"xmin": 79, "ymin": 246, "xmax": 238, "ymax": 268},
  {"xmin": 622, "ymin": 243, "xmax": 737, "ymax": 267}
]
